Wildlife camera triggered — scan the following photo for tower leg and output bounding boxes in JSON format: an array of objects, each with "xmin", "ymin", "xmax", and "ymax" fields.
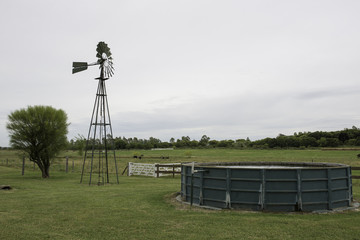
[{"xmin": 80, "ymin": 79, "xmax": 119, "ymax": 185}]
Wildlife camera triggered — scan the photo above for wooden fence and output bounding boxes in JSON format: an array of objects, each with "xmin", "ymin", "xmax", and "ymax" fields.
[{"xmin": 155, "ymin": 164, "xmax": 182, "ymax": 178}]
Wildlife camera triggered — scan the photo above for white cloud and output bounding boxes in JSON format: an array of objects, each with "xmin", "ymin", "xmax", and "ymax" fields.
[{"xmin": 1, "ymin": 0, "xmax": 360, "ymax": 146}]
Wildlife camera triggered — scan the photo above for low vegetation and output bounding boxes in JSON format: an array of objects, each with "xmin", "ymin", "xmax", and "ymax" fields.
[{"xmin": 1, "ymin": 149, "xmax": 360, "ymax": 239}]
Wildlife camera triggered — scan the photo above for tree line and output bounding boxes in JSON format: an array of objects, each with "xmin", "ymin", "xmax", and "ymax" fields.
[
  {"xmin": 67, "ymin": 126, "xmax": 360, "ymax": 150},
  {"xmin": 251, "ymin": 126, "xmax": 360, "ymax": 149}
]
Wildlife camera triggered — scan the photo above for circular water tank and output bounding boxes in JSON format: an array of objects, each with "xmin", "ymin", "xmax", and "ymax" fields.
[{"xmin": 180, "ymin": 162, "xmax": 353, "ymax": 212}]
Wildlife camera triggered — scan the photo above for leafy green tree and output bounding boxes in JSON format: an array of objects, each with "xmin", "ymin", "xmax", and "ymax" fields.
[
  {"xmin": 6, "ymin": 106, "xmax": 69, "ymax": 178},
  {"xmin": 318, "ymin": 137, "xmax": 328, "ymax": 147},
  {"xmin": 74, "ymin": 134, "xmax": 86, "ymax": 156},
  {"xmin": 190, "ymin": 140, "xmax": 199, "ymax": 148},
  {"xmin": 276, "ymin": 135, "xmax": 287, "ymax": 148},
  {"xmin": 149, "ymin": 137, "xmax": 161, "ymax": 148},
  {"xmin": 234, "ymin": 139, "xmax": 248, "ymax": 148},
  {"xmin": 114, "ymin": 137, "xmax": 127, "ymax": 149},
  {"xmin": 286, "ymin": 136, "xmax": 300, "ymax": 148},
  {"xmin": 209, "ymin": 140, "xmax": 219, "ymax": 148},
  {"xmin": 175, "ymin": 139, "xmax": 185, "ymax": 148},
  {"xmin": 299, "ymin": 136, "xmax": 318, "ymax": 148},
  {"xmin": 199, "ymin": 135, "xmax": 210, "ymax": 147},
  {"xmin": 181, "ymin": 136, "xmax": 191, "ymax": 147},
  {"xmin": 338, "ymin": 132, "xmax": 350, "ymax": 143},
  {"xmin": 262, "ymin": 138, "xmax": 277, "ymax": 148},
  {"xmin": 326, "ymin": 138, "xmax": 340, "ymax": 147},
  {"xmin": 216, "ymin": 140, "xmax": 234, "ymax": 148}
]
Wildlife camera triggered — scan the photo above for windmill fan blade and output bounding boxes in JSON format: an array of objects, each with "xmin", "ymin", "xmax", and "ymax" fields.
[
  {"xmin": 96, "ymin": 42, "xmax": 112, "ymax": 60},
  {"xmin": 72, "ymin": 62, "xmax": 88, "ymax": 74}
]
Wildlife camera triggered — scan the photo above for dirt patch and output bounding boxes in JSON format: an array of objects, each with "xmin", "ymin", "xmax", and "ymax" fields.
[{"xmin": 164, "ymin": 192, "xmax": 221, "ymax": 212}]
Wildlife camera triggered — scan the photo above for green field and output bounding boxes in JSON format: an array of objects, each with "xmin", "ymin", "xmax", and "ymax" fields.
[{"xmin": 1, "ymin": 149, "xmax": 360, "ymax": 239}]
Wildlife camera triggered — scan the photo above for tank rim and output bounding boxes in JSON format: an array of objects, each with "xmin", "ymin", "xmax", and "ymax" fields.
[{"xmin": 182, "ymin": 161, "xmax": 349, "ymax": 169}]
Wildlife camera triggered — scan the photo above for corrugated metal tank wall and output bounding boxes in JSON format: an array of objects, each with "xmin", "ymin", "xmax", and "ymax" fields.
[{"xmin": 181, "ymin": 162, "xmax": 353, "ymax": 212}]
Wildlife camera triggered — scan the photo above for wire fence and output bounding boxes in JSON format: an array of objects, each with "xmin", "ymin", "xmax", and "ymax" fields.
[
  {"xmin": 0, "ymin": 155, "xmax": 130, "ymax": 176},
  {"xmin": 0, "ymin": 156, "xmax": 82, "ymax": 174},
  {"xmin": 0, "ymin": 151, "xmax": 182, "ymax": 177}
]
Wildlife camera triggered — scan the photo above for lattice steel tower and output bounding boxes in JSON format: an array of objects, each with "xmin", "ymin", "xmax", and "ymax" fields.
[{"xmin": 72, "ymin": 42, "xmax": 119, "ymax": 185}]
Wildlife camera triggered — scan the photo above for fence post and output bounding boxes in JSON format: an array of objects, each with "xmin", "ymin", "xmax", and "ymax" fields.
[
  {"xmin": 127, "ymin": 162, "xmax": 131, "ymax": 176},
  {"xmin": 72, "ymin": 159, "xmax": 74, "ymax": 172},
  {"xmin": 156, "ymin": 164, "xmax": 159, "ymax": 178},
  {"xmin": 6, "ymin": 158, "xmax": 8, "ymax": 166},
  {"xmin": 173, "ymin": 165, "xmax": 175, "ymax": 178},
  {"xmin": 22, "ymin": 156, "xmax": 25, "ymax": 176},
  {"xmin": 66, "ymin": 156, "xmax": 69, "ymax": 173}
]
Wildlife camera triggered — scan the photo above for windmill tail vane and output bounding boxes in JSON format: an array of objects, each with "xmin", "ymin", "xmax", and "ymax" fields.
[{"xmin": 72, "ymin": 62, "xmax": 99, "ymax": 74}]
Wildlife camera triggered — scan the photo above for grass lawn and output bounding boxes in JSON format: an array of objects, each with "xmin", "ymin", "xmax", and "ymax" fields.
[{"xmin": 1, "ymin": 149, "xmax": 360, "ymax": 239}]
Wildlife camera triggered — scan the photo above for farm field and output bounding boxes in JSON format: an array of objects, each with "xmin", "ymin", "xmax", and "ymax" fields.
[{"xmin": 1, "ymin": 148, "xmax": 360, "ymax": 239}]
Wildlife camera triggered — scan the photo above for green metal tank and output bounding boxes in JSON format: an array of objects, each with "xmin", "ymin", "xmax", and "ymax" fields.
[{"xmin": 181, "ymin": 162, "xmax": 353, "ymax": 212}]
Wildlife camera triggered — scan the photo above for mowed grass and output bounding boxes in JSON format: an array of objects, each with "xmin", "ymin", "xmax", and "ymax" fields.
[{"xmin": 1, "ymin": 149, "xmax": 360, "ymax": 240}]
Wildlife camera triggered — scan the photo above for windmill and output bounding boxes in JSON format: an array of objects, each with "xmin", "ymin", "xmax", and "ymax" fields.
[{"xmin": 72, "ymin": 41, "xmax": 119, "ymax": 185}]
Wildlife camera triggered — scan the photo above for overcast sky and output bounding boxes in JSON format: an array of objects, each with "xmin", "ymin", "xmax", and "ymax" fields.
[{"xmin": 1, "ymin": 0, "xmax": 360, "ymax": 147}]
